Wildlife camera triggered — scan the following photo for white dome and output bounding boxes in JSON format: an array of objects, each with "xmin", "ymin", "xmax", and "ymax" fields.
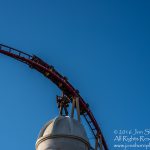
[
  {"xmin": 37, "ymin": 116, "xmax": 89, "ymax": 142},
  {"xmin": 36, "ymin": 116, "xmax": 90, "ymax": 150}
]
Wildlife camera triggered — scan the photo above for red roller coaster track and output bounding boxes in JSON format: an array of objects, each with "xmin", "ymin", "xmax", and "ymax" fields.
[{"xmin": 0, "ymin": 44, "xmax": 108, "ymax": 150}]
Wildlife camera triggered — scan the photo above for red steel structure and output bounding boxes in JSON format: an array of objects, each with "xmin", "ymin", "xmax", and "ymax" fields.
[{"xmin": 0, "ymin": 44, "xmax": 108, "ymax": 150}]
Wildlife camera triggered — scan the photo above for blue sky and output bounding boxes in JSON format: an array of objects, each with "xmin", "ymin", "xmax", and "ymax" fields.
[{"xmin": 0, "ymin": 0, "xmax": 150, "ymax": 149}]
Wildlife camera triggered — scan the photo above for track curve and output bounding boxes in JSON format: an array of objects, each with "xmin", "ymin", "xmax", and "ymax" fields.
[{"xmin": 0, "ymin": 44, "xmax": 108, "ymax": 150}]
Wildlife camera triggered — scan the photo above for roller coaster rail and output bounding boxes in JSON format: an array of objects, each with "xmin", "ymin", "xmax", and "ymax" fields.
[{"xmin": 0, "ymin": 44, "xmax": 108, "ymax": 150}]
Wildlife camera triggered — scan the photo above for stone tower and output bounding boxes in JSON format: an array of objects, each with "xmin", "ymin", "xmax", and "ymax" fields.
[{"xmin": 36, "ymin": 116, "xmax": 90, "ymax": 150}]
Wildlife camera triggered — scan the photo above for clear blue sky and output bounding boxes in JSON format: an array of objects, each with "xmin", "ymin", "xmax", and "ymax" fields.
[{"xmin": 0, "ymin": 0, "xmax": 150, "ymax": 149}]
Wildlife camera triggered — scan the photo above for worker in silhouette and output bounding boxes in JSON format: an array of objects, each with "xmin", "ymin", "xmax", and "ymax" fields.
[{"xmin": 56, "ymin": 94, "xmax": 69, "ymax": 116}]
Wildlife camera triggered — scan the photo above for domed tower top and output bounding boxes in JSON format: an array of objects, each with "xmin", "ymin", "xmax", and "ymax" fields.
[{"xmin": 36, "ymin": 116, "xmax": 90, "ymax": 150}]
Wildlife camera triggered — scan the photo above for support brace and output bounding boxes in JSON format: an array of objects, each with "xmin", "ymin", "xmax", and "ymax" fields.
[
  {"xmin": 70, "ymin": 97, "xmax": 81, "ymax": 123},
  {"xmin": 95, "ymin": 134, "xmax": 103, "ymax": 150}
]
